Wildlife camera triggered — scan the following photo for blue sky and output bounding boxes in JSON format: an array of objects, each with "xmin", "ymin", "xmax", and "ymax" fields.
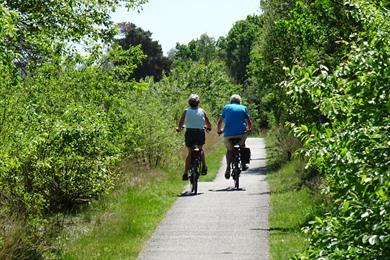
[{"xmin": 111, "ymin": 0, "xmax": 260, "ymax": 55}]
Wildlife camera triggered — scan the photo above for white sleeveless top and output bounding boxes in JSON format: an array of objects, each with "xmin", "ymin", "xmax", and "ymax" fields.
[{"xmin": 184, "ymin": 107, "xmax": 205, "ymax": 129}]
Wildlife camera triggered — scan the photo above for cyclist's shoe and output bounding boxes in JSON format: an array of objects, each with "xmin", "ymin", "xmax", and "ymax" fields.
[
  {"xmin": 241, "ymin": 164, "xmax": 249, "ymax": 171},
  {"xmin": 182, "ymin": 173, "xmax": 189, "ymax": 181},
  {"xmin": 201, "ymin": 166, "xmax": 207, "ymax": 175},
  {"xmin": 225, "ymin": 168, "xmax": 231, "ymax": 179}
]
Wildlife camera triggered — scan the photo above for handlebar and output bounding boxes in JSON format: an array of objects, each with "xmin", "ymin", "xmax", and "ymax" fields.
[
  {"xmin": 176, "ymin": 126, "xmax": 212, "ymax": 133},
  {"xmin": 217, "ymin": 128, "xmax": 252, "ymax": 136}
]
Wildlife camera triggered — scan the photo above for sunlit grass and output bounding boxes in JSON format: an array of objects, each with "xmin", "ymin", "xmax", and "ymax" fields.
[
  {"xmin": 267, "ymin": 160, "xmax": 316, "ymax": 259},
  {"xmin": 200, "ymin": 142, "xmax": 225, "ymax": 182},
  {"xmin": 61, "ymin": 172, "xmax": 182, "ymax": 260},
  {"xmin": 266, "ymin": 133, "xmax": 322, "ymax": 260}
]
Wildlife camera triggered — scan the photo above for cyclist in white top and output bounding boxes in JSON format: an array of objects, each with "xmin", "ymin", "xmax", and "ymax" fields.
[{"xmin": 176, "ymin": 94, "xmax": 212, "ymax": 180}]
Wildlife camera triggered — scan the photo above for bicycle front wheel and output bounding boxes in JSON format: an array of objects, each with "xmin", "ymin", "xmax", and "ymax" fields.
[{"xmin": 233, "ymin": 168, "xmax": 239, "ymax": 189}]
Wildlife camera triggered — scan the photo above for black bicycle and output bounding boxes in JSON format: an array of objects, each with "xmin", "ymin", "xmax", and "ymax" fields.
[
  {"xmin": 189, "ymin": 145, "xmax": 202, "ymax": 195},
  {"xmin": 230, "ymin": 138, "xmax": 242, "ymax": 190}
]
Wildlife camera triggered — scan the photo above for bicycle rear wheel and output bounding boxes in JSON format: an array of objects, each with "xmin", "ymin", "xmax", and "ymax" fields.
[
  {"xmin": 190, "ymin": 169, "xmax": 198, "ymax": 194},
  {"xmin": 233, "ymin": 168, "xmax": 239, "ymax": 189}
]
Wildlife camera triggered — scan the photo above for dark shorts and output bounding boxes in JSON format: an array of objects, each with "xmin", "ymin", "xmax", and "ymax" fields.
[
  {"xmin": 224, "ymin": 133, "xmax": 247, "ymax": 151},
  {"xmin": 185, "ymin": 128, "xmax": 205, "ymax": 147}
]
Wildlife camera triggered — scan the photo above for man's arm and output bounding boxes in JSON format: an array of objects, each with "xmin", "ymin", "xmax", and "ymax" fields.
[
  {"xmin": 217, "ymin": 116, "xmax": 224, "ymax": 135},
  {"xmin": 246, "ymin": 117, "xmax": 253, "ymax": 132}
]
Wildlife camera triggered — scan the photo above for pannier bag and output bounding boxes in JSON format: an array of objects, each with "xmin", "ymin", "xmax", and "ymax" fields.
[{"xmin": 240, "ymin": 147, "xmax": 251, "ymax": 164}]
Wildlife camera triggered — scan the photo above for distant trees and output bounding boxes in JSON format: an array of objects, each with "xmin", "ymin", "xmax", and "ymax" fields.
[
  {"xmin": 115, "ymin": 22, "xmax": 170, "ymax": 81},
  {"xmin": 173, "ymin": 34, "xmax": 222, "ymax": 64}
]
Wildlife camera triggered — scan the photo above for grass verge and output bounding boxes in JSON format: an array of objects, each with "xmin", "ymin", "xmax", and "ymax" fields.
[
  {"xmin": 266, "ymin": 134, "xmax": 322, "ymax": 259},
  {"xmin": 60, "ymin": 170, "xmax": 183, "ymax": 259},
  {"xmin": 59, "ymin": 141, "xmax": 225, "ymax": 259}
]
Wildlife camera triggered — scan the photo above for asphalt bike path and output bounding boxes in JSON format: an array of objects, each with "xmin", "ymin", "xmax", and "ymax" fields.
[{"xmin": 138, "ymin": 137, "xmax": 269, "ymax": 260}]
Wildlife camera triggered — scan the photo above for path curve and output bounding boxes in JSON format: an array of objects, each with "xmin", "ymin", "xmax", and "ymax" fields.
[{"xmin": 138, "ymin": 138, "xmax": 269, "ymax": 260}]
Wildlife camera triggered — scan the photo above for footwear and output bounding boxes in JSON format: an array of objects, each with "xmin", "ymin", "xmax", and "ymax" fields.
[
  {"xmin": 241, "ymin": 164, "xmax": 249, "ymax": 171},
  {"xmin": 201, "ymin": 166, "xmax": 207, "ymax": 175},
  {"xmin": 182, "ymin": 173, "xmax": 189, "ymax": 181},
  {"xmin": 225, "ymin": 168, "xmax": 231, "ymax": 179}
]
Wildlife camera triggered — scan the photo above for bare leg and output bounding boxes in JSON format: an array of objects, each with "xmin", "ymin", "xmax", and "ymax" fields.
[
  {"xmin": 198, "ymin": 145, "xmax": 205, "ymax": 167},
  {"xmin": 184, "ymin": 147, "xmax": 192, "ymax": 175},
  {"xmin": 226, "ymin": 150, "xmax": 232, "ymax": 169}
]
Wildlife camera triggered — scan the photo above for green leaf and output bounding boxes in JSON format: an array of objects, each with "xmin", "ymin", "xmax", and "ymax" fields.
[
  {"xmin": 342, "ymin": 201, "xmax": 350, "ymax": 213},
  {"xmin": 368, "ymin": 235, "xmax": 378, "ymax": 245},
  {"xmin": 314, "ymin": 216, "xmax": 323, "ymax": 224}
]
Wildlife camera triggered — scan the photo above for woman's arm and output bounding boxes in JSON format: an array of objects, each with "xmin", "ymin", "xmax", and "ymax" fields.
[
  {"xmin": 176, "ymin": 110, "xmax": 186, "ymax": 132},
  {"xmin": 204, "ymin": 111, "xmax": 212, "ymax": 131}
]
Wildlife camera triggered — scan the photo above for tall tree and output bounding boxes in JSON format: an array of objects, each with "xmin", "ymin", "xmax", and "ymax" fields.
[
  {"xmin": 246, "ymin": 0, "xmax": 296, "ymax": 126},
  {"xmin": 225, "ymin": 15, "xmax": 262, "ymax": 85},
  {"xmin": 115, "ymin": 22, "xmax": 170, "ymax": 81}
]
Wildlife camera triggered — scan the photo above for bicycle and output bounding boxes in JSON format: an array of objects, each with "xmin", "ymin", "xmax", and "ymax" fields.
[
  {"xmin": 176, "ymin": 126, "xmax": 210, "ymax": 194},
  {"xmin": 188, "ymin": 144, "xmax": 202, "ymax": 195},
  {"xmin": 230, "ymin": 138, "xmax": 242, "ymax": 190}
]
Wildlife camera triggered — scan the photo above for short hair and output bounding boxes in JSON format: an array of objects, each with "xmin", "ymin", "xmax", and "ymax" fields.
[
  {"xmin": 230, "ymin": 94, "xmax": 241, "ymax": 104},
  {"xmin": 188, "ymin": 93, "xmax": 200, "ymax": 107}
]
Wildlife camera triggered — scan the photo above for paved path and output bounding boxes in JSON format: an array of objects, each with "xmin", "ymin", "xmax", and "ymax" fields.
[{"xmin": 138, "ymin": 138, "xmax": 269, "ymax": 260}]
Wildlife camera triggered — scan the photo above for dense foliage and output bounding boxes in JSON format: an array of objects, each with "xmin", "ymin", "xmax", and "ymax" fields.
[
  {"xmin": 2, "ymin": 0, "xmax": 388, "ymax": 258},
  {"xmin": 245, "ymin": 0, "xmax": 390, "ymax": 258},
  {"xmin": 0, "ymin": 0, "xmax": 241, "ymax": 258},
  {"xmin": 286, "ymin": 1, "xmax": 390, "ymax": 258}
]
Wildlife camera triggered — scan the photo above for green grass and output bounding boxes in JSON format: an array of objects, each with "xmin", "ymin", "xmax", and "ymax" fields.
[
  {"xmin": 60, "ymin": 171, "xmax": 183, "ymax": 260},
  {"xmin": 59, "ymin": 142, "xmax": 225, "ymax": 259},
  {"xmin": 200, "ymin": 143, "xmax": 225, "ymax": 182},
  {"xmin": 265, "ymin": 130, "xmax": 322, "ymax": 260},
  {"xmin": 267, "ymin": 160, "xmax": 319, "ymax": 260}
]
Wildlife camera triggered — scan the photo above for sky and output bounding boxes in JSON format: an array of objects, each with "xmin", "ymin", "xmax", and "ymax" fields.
[{"xmin": 111, "ymin": 0, "xmax": 260, "ymax": 55}]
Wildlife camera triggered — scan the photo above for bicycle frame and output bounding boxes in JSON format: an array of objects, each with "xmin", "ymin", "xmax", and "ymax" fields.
[
  {"xmin": 189, "ymin": 145, "xmax": 202, "ymax": 194},
  {"xmin": 230, "ymin": 139, "xmax": 242, "ymax": 190}
]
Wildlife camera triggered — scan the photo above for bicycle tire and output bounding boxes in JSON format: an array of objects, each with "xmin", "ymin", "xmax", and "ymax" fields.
[
  {"xmin": 232, "ymin": 151, "xmax": 240, "ymax": 190},
  {"xmin": 192, "ymin": 168, "xmax": 198, "ymax": 194},
  {"xmin": 190, "ymin": 159, "xmax": 199, "ymax": 195},
  {"xmin": 189, "ymin": 145, "xmax": 202, "ymax": 195},
  {"xmin": 234, "ymin": 169, "xmax": 239, "ymax": 189}
]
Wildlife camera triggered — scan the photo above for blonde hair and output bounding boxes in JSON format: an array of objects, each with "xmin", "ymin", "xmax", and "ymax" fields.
[
  {"xmin": 230, "ymin": 94, "xmax": 241, "ymax": 104},
  {"xmin": 188, "ymin": 93, "xmax": 200, "ymax": 107}
]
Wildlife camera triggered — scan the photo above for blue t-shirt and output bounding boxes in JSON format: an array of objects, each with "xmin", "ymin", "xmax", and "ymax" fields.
[{"xmin": 221, "ymin": 103, "xmax": 249, "ymax": 137}]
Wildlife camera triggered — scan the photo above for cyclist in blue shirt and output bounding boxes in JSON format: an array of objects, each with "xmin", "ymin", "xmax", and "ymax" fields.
[
  {"xmin": 217, "ymin": 94, "xmax": 252, "ymax": 179},
  {"xmin": 176, "ymin": 94, "xmax": 212, "ymax": 181}
]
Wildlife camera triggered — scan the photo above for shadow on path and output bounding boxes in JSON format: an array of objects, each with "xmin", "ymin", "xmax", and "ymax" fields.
[
  {"xmin": 243, "ymin": 165, "xmax": 267, "ymax": 175},
  {"xmin": 209, "ymin": 187, "xmax": 246, "ymax": 192},
  {"xmin": 249, "ymin": 227, "xmax": 296, "ymax": 232},
  {"xmin": 178, "ymin": 191, "xmax": 204, "ymax": 197}
]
